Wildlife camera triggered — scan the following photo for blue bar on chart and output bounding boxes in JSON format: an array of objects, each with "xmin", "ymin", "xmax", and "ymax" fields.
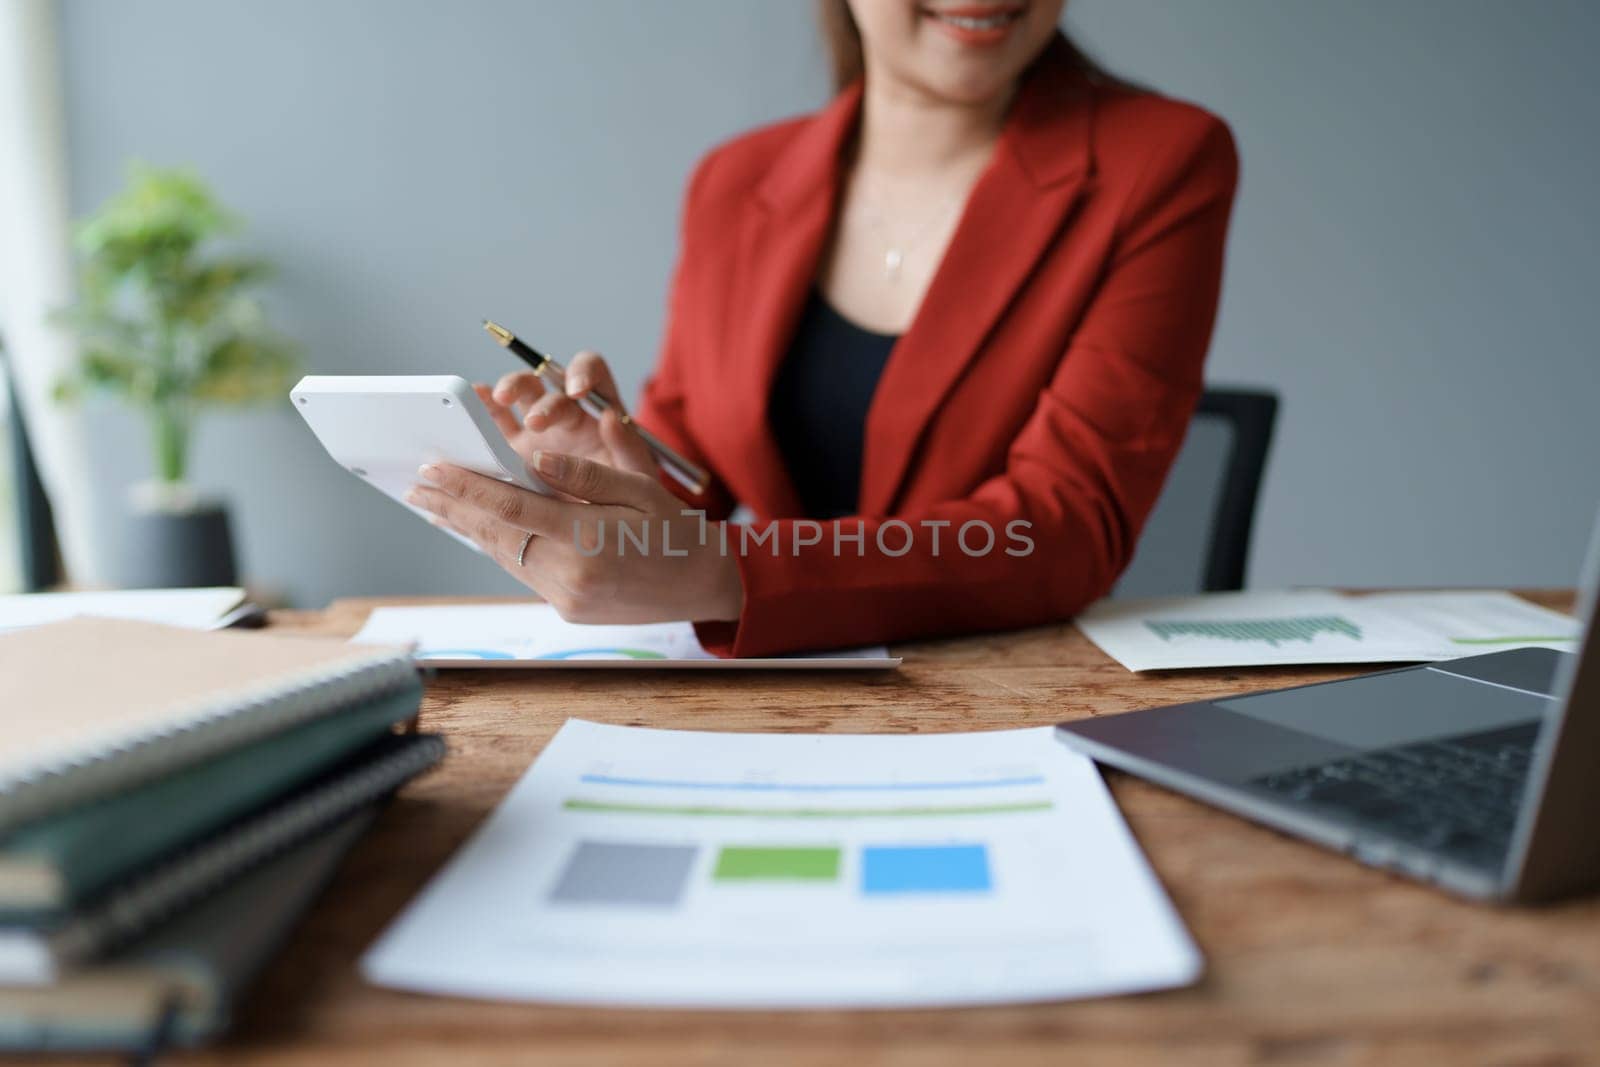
[{"xmin": 861, "ymin": 844, "xmax": 992, "ymax": 895}]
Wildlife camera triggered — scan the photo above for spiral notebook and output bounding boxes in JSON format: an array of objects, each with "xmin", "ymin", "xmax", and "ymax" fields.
[
  {"xmin": 0, "ymin": 683, "xmax": 424, "ymax": 920},
  {"xmin": 0, "ymin": 810, "xmax": 378, "ymax": 1053},
  {"xmin": 0, "ymin": 617, "xmax": 417, "ymax": 834},
  {"xmin": 0, "ymin": 732, "xmax": 446, "ymax": 987}
]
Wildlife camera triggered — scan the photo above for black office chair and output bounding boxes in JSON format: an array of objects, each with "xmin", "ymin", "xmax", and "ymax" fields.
[
  {"xmin": 1, "ymin": 340, "xmax": 61, "ymax": 592},
  {"xmin": 1113, "ymin": 387, "xmax": 1278, "ymax": 597}
]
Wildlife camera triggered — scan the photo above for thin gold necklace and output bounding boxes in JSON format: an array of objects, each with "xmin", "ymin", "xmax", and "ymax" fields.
[{"xmin": 855, "ymin": 192, "xmax": 964, "ymax": 282}]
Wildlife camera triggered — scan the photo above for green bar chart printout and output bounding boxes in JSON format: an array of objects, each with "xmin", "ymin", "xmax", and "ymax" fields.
[
  {"xmin": 1145, "ymin": 615, "xmax": 1362, "ymax": 647},
  {"xmin": 713, "ymin": 846, "xmax": 842, "ymax": 882}
]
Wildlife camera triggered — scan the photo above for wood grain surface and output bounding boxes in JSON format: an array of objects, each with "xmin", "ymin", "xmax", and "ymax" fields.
[{"xmin": 42, "ymin": 592, "xmax": 1600, "ymax": 1067}]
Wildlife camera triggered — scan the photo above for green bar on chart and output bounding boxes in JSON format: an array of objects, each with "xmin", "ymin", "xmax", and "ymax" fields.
[
  {"xmin": 1145, "ymin": 615, "xmax": 1362, "ymax": 646},
  {"xmin": 713, "ymin": 846, "xmax": 842, "ymax": 882}
]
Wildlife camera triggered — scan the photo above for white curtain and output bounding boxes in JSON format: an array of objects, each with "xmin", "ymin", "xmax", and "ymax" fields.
[{"xmin": 0, "ymin": 0, "xmax": 104, "ymax": 584}]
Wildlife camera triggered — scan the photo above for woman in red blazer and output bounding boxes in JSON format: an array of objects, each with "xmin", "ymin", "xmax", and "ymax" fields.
[{"xmin": 409, "ymin": 0, "xmax": 1238, "ymax": 657}]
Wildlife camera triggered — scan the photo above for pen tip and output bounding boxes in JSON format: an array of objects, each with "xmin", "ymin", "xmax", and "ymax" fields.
[{"xmin": 482, "ymin": 320, "xmax": 513, "ymax": 346}]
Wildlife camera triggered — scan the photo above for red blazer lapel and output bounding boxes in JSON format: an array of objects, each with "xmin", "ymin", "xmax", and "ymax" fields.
[
  {"xmin": 724, "ymin": 85, "xmax": 862, "ymax": 519},
  {"xmin": 724, "ymin": 39, "xmax": 1093, "ymax": 520},
  {"xmin": 859, "ymin": 43, "xmax": 1095, "ymax": 516}
]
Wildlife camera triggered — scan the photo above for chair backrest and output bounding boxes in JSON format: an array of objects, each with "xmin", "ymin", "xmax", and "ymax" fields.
[{"xmin": 1113, "ymin": 387, "xmax": 1278, "ymax": 597}]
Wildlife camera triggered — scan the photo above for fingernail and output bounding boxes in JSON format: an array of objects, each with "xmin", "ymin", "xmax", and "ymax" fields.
[
  {"xmin": 418, "ymin": 464, "xmax": 440, "ymax": 482},
  {"xmin": 534, "ymin": 451, "xmax": 567, "ymax": 479},
  {"xmin": 405, "ymin": 487, "xmax": 423, "ymax": 506}
]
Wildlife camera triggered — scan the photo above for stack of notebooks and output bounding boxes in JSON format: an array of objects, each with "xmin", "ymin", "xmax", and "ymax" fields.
[{"xmin": 0, "ymin": 616, "xmax": 444, "ymax": 1052}]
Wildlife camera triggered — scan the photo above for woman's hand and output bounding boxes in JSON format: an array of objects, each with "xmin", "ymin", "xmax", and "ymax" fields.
[
  {"xmin": 473, "ymin": 351, "xmax": 651, "ymax": 473},
  {"xmin": 405, "ymin": 450, "xmax": 742, "ymax": 625}
]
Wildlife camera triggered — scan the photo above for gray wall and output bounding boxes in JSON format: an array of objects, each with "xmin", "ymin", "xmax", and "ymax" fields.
[
  {"xmin": 57, "ymin": 0, "xmax": 1600, "ymax": 607},
  {"xmin": 1068, "ymin": 0, "xmax": 1600, "ymax": 591}
]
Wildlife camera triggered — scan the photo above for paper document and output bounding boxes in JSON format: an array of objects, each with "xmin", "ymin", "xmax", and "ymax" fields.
[
  {"xmin": 1077, "ymin": 589, "xmax": 1580, "ymax": 671},
  {"xmin": 351, "ymin": 603, "xmax": 898, "ymax": 669},
  {"xmin": 361, "ymin": 719, "xmax": 1201, "ymax": 1008},
  {"xmin": 0, "ymin": 587, "xmax": 245, "ymax": 636}
]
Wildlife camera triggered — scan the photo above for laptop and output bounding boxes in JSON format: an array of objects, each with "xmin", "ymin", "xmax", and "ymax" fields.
[{"xmin": 1056, "ymin": 520, "xmax": 1600, "ymax": 904}]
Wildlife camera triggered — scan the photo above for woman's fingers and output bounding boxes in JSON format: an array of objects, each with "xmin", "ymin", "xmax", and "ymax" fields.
[
  {"xmin": 407, "ymin": 483, "xmax": 527, "ymax": 561},
  {"xmin": 557, "ymin": 352, "xmax": 654, "ymax": 477},
  {"xmin": 473, "ymin": 383, "xmax": 523, "ymax": 440},
  {"xmin": 492, "ymin": 371, "xmax": 546, "ymax": 411},
  {"xmin": 524, "ymin": 390, "xmax": 584, "ymax": 433},
  {"xmin": 407, "ymin": 465, "xmax": 610, "ymax": 612},
  {"xmin": 598, "ymin": 408, "xmax": 658, "ymax": 477},
  {"xmin": 409, "ymin": 466, "xmax": 567, "ymax": 537},
  {"xmin": 417, "ymin": 499, "xmax": 573, "ymax": 601},
  {"xmin": 530, "ymin": 450, "xmax": 660, "ymax": 509},
  {"xmin": 565, "ymin": 351, "xmax": 626, "ymax": 412}
]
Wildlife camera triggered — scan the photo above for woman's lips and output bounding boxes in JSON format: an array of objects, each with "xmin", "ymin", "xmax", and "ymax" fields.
[{"xmin": 920, "ymin": 4, "xmax": 1026, "ymax": 47}]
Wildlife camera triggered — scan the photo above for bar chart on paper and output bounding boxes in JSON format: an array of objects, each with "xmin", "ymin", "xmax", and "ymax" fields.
[
  {"xmin": 1145, "ymin": 615, "xmax": 1363, "ymax": 646},
  {"xmin": 1077, "ymin": 590, "xmax": 1580, "ymax": 671},
  {"xmin": 362, "ymin": 721, "xmax": 1201, "ymax": 1008},
  {"xmin": 546, "ymin": 769, "xmax": 1037, "ymax": 906}
]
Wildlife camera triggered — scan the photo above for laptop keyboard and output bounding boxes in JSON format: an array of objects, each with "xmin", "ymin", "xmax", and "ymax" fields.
[{"xmin": 1249, "ymin": 721, "xmax": 1541, "ymax": 872}]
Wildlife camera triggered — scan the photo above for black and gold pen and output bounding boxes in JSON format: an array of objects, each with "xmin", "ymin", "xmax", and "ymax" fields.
[{"xmin": 482, "ymin": 320, "xmax": 710, "ymax": 497}]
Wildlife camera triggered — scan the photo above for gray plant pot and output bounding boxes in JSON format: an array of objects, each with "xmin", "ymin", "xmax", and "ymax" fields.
[{"xmin": 114, "ymin": 484, "xmax": 239, "ymax": 589}]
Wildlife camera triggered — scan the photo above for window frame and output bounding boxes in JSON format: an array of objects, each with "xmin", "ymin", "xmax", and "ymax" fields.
[{"xmin": 1, "ymin": 342, "xmax": 60, "ymax": 591}]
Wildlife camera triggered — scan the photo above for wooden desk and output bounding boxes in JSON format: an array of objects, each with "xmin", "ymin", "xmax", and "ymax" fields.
[{"xmin": 172, "ymin": 592, "xmax": 1600, "ymax": 1066}]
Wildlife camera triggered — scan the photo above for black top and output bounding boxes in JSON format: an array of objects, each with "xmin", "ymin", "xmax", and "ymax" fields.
[{"xmin": 768, "ymin": 292, "xmax": 900, "ymax": 519}]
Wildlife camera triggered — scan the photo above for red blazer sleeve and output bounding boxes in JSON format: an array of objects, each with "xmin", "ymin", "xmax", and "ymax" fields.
[
  {"xmin": 698, "ymin": 119, "xmax": 1240, "ymax": 657},
  {"xmin": 633, "ymin": 158, "xmax": 738, "ymax": 520}
]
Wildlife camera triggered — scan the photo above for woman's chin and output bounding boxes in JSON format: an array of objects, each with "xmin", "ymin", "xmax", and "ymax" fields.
[{"xmin": 900, "ymin": 61, "xmax": 1024, "ymax": 107}]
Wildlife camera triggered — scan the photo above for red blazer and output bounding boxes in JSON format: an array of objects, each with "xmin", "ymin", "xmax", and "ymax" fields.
[{"xmin": 635, "ymin": 38, "xmax": 1239, "ymax": 657}]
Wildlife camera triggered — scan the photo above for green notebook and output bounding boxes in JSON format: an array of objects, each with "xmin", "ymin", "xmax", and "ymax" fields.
[
  {"xmin": 0, "ymin": 807, "xmax": 380, "ymax": 1052},
  {"xmin": 0, "ymin": 733, "xmax": 446, "ymax": 1049},
  {"xmin": 0, "ymin": 677, "xmax": 421, "ymax": 920}
]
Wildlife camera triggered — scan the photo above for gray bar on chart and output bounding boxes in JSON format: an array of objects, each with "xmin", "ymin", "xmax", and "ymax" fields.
[{"xmin": 548, "ymin": 841, "xmax": 698, "ymax": 908}]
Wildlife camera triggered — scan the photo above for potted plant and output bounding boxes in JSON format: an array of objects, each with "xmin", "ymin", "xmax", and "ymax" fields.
[{"xmin": 54, "ymin": 163, "xmax": 299, "ymax": 588}]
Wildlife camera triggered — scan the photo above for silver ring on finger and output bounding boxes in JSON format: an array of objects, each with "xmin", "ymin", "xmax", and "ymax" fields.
[{"xmin": 516, "ymin": 530, "xmax": 535, "ymax": 568}]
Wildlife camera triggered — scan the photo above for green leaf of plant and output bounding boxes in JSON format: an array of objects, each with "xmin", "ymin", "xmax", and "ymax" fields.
[{"xmin": 50, "ymin": 163, "xmax": 300, "ymax": 435}]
